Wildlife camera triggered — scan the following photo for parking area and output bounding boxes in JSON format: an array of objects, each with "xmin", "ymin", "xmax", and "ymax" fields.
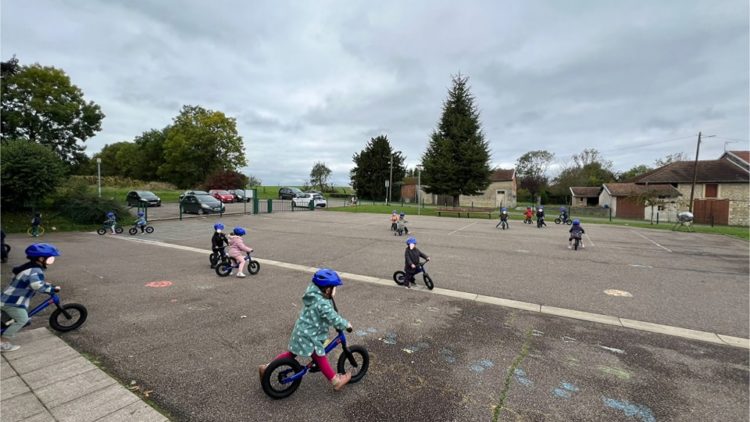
[
  {"xmin": 1, "ymin": 212, "xmax": 747, "ymax": 421},
  {"xmin": 137, "ymin": 198, "xmax": 349, "ymax": 221}
]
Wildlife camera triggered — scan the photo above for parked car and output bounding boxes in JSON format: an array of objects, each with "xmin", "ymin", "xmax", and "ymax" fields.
[
  {"xmin": 209, "ymin": 190, "xmax": 235, "ymax": 203},
  {"xmin": 126, "ymin": 191, "xmax": 162, "ymax": 207},
  {"xmin": 229, "ymin": 189, "xmax": 253, "ymax": 202},
  {"xmin": 179, "ymin": 190, "xmax": 210, "ymax": 200},
  {"xmin": 292, "ymin": 193, "xmax": 327, "ymax": 208},
  {"xmin": 180, "ymin": 194, "xmax": 225, "ymax": 214},
  {"xmin": 279, "ymin": 187, "xmax": 303, "ymax": 200}
]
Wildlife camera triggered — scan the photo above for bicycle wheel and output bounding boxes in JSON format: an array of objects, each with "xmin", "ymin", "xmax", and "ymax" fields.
[
  {"xmin": 145, "ymin": 226, "xmax": 155, "ymax": 234},
  {"xmin": 115, "ymin": 226, "xmax": 124, "ymax": 234},
  {"xmin": 215, "ymin": 259, "xmax": 234, "ymax": 277},
  {"xmin": 209, "ymin": 253, "xmax": 218, "ymax": 267},
  {"xmin": 392, "ymin": 271, "xmax": 405, "ymax": 285},
  {"xmin": 129, "ymin": 227, "xmax": 138, "ymax": 235},
  {"xmin": 423, "ymin": 275, "xmax": 434, "ymax": 290},
  {"xmin": 96, "ymin": 228, "xmax": 106, "ymax": 235},
  {"xmin": 248, "ymin": 260, "xmax": 260, "ymax": 275},
  {"xmin": 554, "ymin": 218, "xmax": 561, "ymax": 224},
  {"xmin": 49, "ymin": 303, "xmax": 88, "ymax": 332},
  {"xmin": 337, "ymin": 345, "xmax": 370, "ymax": 384},
  {"xmin": 262, "ymin": 357, "xmax": 303, "ymax": 399},
  {"xmin": 574, "ymin": 238, "xmax": 580, "ymax": 251}
]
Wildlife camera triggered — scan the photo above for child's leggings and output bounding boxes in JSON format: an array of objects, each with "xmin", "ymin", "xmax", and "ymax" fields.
[
  {"xmin": 1, "ymin": 306, "xmax": 29, "ymax": 338},
  {"xmin": 274, "ymin": 351, "xmax": 335, "ymax": 380}
]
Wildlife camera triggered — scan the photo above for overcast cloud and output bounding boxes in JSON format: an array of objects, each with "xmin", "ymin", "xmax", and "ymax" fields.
[{"xmin": 2, "ymin": 1, "xmax": 748, "ymax": 185}]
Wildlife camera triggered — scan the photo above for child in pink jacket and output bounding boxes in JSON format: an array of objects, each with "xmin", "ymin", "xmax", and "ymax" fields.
[{"xmin": 228, "ymin": 227, "xmax": 254, "ymax": 278}]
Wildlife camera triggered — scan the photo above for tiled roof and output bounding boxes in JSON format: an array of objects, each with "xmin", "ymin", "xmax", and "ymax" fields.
[
  {"xmin": 490, "ymin": 168, "xmax": 515, "ymax": 182},
  {"xmin": 569, "ymin": 187, "xmax": 601, "ymax": 197},
  {"xmin": 603, "ymin": 183, "xmax": 681, "ymax": 197},
  {"xmin": 728, "ymin": 151, "xmax": 750, "ymax": 163},
  {"xmin": 633, "ymin": 160, "xmax": 749, "ymax": 184}
]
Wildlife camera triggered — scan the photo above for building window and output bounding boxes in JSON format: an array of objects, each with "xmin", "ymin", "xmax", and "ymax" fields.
[
  {"xmin": 705, "ymin": 184, "xmax": 718, "ymax": 198},
  {"xmin": 658, "ymin": 205, "xmax": 665, "ymax": 211}
]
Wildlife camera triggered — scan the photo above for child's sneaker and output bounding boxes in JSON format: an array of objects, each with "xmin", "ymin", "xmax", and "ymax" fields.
[
  {"xmin": 0, "ymin": 342, "xmax": 20, "ymax": 352},
  {"xmin": 236, "ymin": 272, "xmax": 247, "ymax": 278},
  {"xmin": 332, "ymin": 372, "xmax": 352, "ymax": 391},
  {"xmin": 581, "ymin": 244, "xmax": 585, "ymax": 249},
  {"xmin": 567, "ymin": 244, "xmax": 572, "ymax": 249}
]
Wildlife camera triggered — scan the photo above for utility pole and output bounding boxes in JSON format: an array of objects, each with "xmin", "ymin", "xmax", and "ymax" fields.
[
  {"xmin": 388, "ymin": 155, "xmax": 393, "ymax": 206},
  {"xmin": 688, "ymin": 132, "xmax": 715, "ymax": 213},
  {"xmin": 416, "ymin": 165, "xmax": 423, "ymax": 215}
]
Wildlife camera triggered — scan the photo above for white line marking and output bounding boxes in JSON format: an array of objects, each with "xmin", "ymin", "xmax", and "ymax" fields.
[
  {"xmin": 584, "ymin": 233, "xmax": 595, "ymax": 247},
  {"xmin": 105, "ymin": 235, "xmax": 746, "ymax": 349},
  {"xmin": 632, "ymin": 231, "xmax": 672, "ymax": 253},
  {"xmin": 447, "ymin": 221, "xmax": 478, "ymax": 235}
]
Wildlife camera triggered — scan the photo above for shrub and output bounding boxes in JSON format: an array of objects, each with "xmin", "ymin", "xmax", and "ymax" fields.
[
  {"xmin": 0, "ymin": 140, "xmax": 67, "ymax": 210},
  {"xmin": 203, "ymin": 170, "xmax": 249, "ymax": 190},
  {"xmin": 52, "ymin": 180, "xmax": 130, "ymax": 224}
]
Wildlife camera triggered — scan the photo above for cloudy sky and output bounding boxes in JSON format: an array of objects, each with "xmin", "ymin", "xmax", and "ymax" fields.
[{"xmin": 2, "ymin": 1, "xmax": 748, "ymax": 185}]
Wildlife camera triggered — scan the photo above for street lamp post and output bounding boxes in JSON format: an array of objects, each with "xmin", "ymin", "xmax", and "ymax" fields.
[
  {"xmin": 387, "ymin": 150, "xmax": 401, "ymax": 206},
  {"xmin": 416, "ymin": 164, "xmax": 423, "ymax": 215},
  {"xmin": 96, "ymin": 158, "xmax": 102, "ymax": 198}
]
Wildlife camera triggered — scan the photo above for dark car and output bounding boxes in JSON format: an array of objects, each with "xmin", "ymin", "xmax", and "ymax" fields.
[
  {"xmin": 278, "ymin": 187, "xmax": 303, "ymax": 200},
  {"xmin": 180, "ymin": 194, "xmax": 225, "ymax": 214},
  {"xmin": 230, "ymin": 189, "xmax": 253, "ymax": 202},
  {"xmin": 126, "ymin": 191, "xmax": 162, "ymax": 207},
  {"xmin": 178, "ymin": 190, "xmax": 210, "ymax": 200}
]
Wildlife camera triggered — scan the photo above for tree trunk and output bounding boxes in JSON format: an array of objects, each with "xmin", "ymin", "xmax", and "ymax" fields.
[{"xmin": 452, "ymin": 195, "xmax": 460, "ymax": 208}]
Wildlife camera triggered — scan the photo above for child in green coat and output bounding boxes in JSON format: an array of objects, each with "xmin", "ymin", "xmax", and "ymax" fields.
[{"xmin": 259, "ymin": 268, "xmax": 353, "ymax": 390}]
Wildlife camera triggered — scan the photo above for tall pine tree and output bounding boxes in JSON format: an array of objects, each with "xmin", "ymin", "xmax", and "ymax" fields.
[
  {"xmin": 350, "ymin": 135, "xmax": 405, "ymax": 201},
  {"xmin": 421, "ymin": 74, "xmax": 492, "ymax": 206}
]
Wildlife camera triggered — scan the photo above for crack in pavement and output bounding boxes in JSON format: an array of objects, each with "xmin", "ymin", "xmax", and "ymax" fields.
[{"xmin": 492, "ymin": 328, "xmax": 533, "ymax": 422}]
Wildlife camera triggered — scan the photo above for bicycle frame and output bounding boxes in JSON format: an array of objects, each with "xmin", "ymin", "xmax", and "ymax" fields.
[{"xmin": 1, "ymin": 293, "xmax": 65, "ymax": 334}]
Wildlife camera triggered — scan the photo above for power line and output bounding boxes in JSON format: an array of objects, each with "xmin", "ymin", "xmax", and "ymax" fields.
[
  {"xmin": 714, "ymin": 136, "xmax": 749, "ymax": 143},
  {"xmin": 598, "ymin": 134, "xmax": 696, "ymax": 153}
]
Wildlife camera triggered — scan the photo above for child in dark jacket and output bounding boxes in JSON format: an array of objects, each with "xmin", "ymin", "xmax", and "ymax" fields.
[
  {"xmin": 568, "ymin": 219, "xmax": 585, "ymax": 249},
  {"xmin": 404, "ymin": 237, "xmax": 429, "ymax": 288},
  {"xmin": 210, "ymin": 223, "xmax": 229, "ymax": 268}
]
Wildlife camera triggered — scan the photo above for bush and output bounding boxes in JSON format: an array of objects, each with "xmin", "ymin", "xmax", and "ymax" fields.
[
  {"xmin": 69, "ymin": 175, "xmax": 176, "ymax": 190},
  {"xmin": 0, "ymin": 140, "xmax": 67, "ymax": 210},
  {"xmin": 52, "ymin": 180, "xmax": 130, "ymax": 225},
  {"xmin": 203, "ymin": 170, "xmax": 249, "ymax": 190}
]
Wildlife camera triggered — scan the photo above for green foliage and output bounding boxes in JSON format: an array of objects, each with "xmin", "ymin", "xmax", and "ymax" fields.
[
  {"xmin": 158, "ymin": 105, "xmax": 246, "ymax": 188},
  {"xmin": 309, "ymin": 162, "xmax": 332, "ymax": 191},
  {"xmin": 203, "ymin": 170, "xmax": 249, "ymax": 190},
  {"xmin": 516, "ymin": 150, "xmax": 554, "ymax": 201},
  {"xmin": 350, "ymin": 135, "xmax": 405, "ymax": 200},
  {"xmin": 247, "ymin": 175, "xmax": 262, "ymax": 187},
  {"xmin": 1, "ymin": 59, "xmax": 105, "ymax": 166},
  {"xmin": 52, "ymin": 179, "xmax": 129, "ymax": 225},
  {"xmin": 0, "ymin": 139, "xmax": 66, "ymax": 210},
  {"xmin": 618, "ymin": 164, "xmax": 653, "ymax": 182},
  {"xmin": 552, "ymin": 148, "xmax": 616, "ymax": 196},
  {"xmin": 422, "ymin": 74, "xmax": 491, "ymax": 205},
  {"xmin": 132, "ymin": 129, "xmax": 167, "ymax": 181}
]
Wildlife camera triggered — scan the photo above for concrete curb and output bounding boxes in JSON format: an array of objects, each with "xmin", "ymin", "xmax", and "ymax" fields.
[
  {"xmin": 0, "ymin": 328, "xmax": 168, "ymax": 422},
  {"xmin": 107, "ymin": 236, "xmax": 750, "ymax": 350}
]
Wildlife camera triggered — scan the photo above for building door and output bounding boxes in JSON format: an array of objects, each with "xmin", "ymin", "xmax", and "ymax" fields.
[
  {"xmin": 693, "ymin": 199, "xmax": 729, "ymax": 225},
  {"xmin": 496, "ymin": 190, "xmax": 506, "ymax": 207}
]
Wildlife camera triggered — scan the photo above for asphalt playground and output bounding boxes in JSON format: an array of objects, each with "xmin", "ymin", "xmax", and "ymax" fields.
[{"xmin": 1, "ymin": 211, "xmax": 748, "ymax": 421}]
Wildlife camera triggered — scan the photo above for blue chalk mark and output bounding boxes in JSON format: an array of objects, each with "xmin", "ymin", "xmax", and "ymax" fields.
[
  {"xmin": 382, "ymin": 332, "xmax": 397, "ymax": 345},
  {"xmin": 479, "ymin": 359, "xmax": 494, "ymax": 368},
  {"xmin": 366, "ymin": 327, "xmax": 377, "ymax": 333},
  {"xmin": 443, "ymin": 355, "xmax": 456, "ymax": 364},
  {"xmin": 553, "ymin": 388, "xmax": 571, "ymax": 399},
  {"xmin": 561, "ymin": 382, "xmax": 580, "ymax": 392},
  {"xmin": 602, "ymin": 397, "xmax": 656, "ymax": 422},
  {"xmin": 470, "ymin": 363, "xmax": 486, "ymax": 373},
  {"xmin": 513, "ymin": 368, "xmax": 533, "ymax": 387},
  {"xmin": 440, "ymin": 348, "xmax": 456, "ymax": 364},
  {"xmin": 416, "ymin": 342, "xmax": 429, "ymax": 350},
  {"xmin": 355, "ymin": 330, "xmax": 369, "ymax": 337}
]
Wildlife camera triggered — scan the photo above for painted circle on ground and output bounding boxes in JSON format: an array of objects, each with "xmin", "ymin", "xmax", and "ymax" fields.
[
  {"xmin": 604, "ymin": 289, "xmax": 632, "ymax": 297},
  {"xmin": 145, "ymin": 281, "xmax": 173, "ymax": 288}
]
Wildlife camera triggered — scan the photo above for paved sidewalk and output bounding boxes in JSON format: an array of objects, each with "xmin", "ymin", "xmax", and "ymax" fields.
[{"xmin": 1, "ymin": 328, "xmax": 168, "ymax": 422}]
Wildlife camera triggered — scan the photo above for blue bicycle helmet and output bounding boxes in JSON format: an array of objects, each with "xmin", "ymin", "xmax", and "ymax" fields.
[
  {"xmin": 214, "ymin": 223, "xmax": 224, "ymax": 231},
  {"xmin": 392, "ymin": 210, "xmax": 397, "ymax": 215},
  {"xmin": 501, "ymin": 207, "xmax": 507, "ymax": 212},
  {"xmin": 106, "ymin": 212, "xmax": 115, "ymax": 218},
  {"xmin": 406, "ymin": 237, "xmax": 417, "ymax": 245},
  {"xmin": 233, "ymin": 227, "xmax": 246, "ymax": 236},
  {"xmin": 312, "ymin": 268, "xmax": 343, "ymax": 287},
  {"xmin": 572, "ymin": 219, "xmax": 580, "ymax": 225},
  {"xmin": 400, "ymin": 213, "xmax": 405, "ymax": 217},
  {"xmin": 25, "ymin": 243, "xmax": 61, "ymax": 257},
  {"xmin": 137, "ymin": 211, "xmax": 144, "ymax": 217}
]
